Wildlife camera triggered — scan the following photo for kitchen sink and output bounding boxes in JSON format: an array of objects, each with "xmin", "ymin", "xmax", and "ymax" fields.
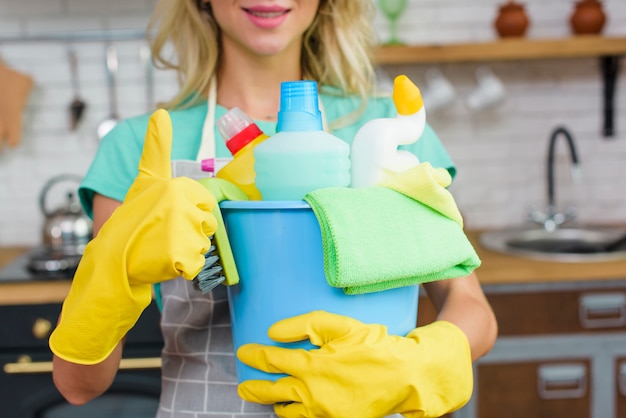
[{"xmin": 479, "ymin": 227, "xmax": 626, "ymax": 263}]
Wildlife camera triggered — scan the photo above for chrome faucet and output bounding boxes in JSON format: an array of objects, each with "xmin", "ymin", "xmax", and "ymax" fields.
[{"xmin": 529, "ymin": 126, "xmax": 582, "ymax": 232}]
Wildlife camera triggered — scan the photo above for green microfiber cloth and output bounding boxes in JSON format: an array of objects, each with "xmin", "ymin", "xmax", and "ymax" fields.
[
  {"xmin": 303, "ymin": 163, "xmax": 481, "ymax": 295},
  {"xmin": 379, "ymin": 162, "xmax": 464, "ymax": 228}
]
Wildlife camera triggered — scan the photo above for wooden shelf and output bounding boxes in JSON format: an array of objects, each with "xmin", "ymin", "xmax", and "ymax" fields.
[{"xmin": 374, "ymin": 35, "xmax": 626, "ymax": 64}]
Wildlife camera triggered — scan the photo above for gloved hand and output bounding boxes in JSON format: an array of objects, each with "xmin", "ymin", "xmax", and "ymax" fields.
[
  {"xmin": 49, "ymin": 109, "xmax": 217, "ymax": 365},
  {"xmin": 237, "ymin": 311, "xmax": 473, "ymax": 418}
]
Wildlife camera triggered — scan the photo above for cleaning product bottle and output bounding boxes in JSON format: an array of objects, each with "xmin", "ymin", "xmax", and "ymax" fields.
[
  {"xmin": 254, "ymin": 80, "xmax": 351, "ymax": 200},
  {"xmin": 350, "ymin": 74, "xmax": 426, "ymax": 188},
  {"xmin": 215, "ymin": 107, "xmax": 269, "ymax": 200}
]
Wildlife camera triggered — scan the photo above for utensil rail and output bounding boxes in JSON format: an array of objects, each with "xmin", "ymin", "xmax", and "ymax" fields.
[{"xmin": 0, "ymin": 29, "xmax": 147, "ymax": 44}]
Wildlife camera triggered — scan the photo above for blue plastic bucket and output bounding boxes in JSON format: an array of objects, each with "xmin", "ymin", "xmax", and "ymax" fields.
[{"xmin": 220, "ymin": 200, "xmax": 419, "ymax": 383}]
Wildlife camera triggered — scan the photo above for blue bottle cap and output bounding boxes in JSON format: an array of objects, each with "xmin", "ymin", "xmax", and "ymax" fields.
[{"xmin": 277, "ymin": 80, "xmax": 323, "ymax": 132}]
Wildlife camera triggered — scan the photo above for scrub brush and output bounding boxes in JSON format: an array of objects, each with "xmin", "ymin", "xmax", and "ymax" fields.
[{"xmin": 193, "ymin": 177, "xmax": 248, "ymax": 293}]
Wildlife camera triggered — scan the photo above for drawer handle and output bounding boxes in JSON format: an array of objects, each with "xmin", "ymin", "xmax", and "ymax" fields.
[
  {"xmin": 3, "ymin": 356, "xmax": 162, "ymax": 374},
  {"xmin": 579, "ymin": 293, "xmax": 626, "ymax": 329},
  {"xmin": 32, "ymin": 318, "xmax": 52, "ymax": 340},
  {"xmin": 619, "ymin": 362, "xmax": 626, "ymax": 396},
  {"xmin": 537, "ymin": 363, "xmax": 587, "ymax": 400},
  {"xmin": 119, "ymin": 357, "xmax": 162, "ymax": 370}
]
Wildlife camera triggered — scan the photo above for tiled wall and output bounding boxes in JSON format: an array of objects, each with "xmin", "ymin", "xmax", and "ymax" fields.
[{"xmin": 0, "ymin": 0, "xmax": 625, "ymax": 246}]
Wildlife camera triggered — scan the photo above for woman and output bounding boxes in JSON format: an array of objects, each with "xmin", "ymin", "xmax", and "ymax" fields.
[{"xmin": 50, "ymin": 1, "xmax": 498, "ymax": 417}]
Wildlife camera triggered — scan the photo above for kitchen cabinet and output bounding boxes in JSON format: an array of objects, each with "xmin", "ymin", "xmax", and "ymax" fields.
[
  {"xmin": 0, "ymin": 289, "xmax": 164, "ymax": 417},
  {"xmin": 477, "ymin": 359, "xmax": 591, "ymax": 417},
  {"xmin": 418, "ymin": 279, "xmax": 626, "ymax": 418},
  {"xmin": 5, "ymin": 237, "xmax": 626, "ymax": 417}
]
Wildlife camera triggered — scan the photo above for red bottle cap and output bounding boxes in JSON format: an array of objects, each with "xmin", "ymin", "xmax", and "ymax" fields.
[
  {"xmin": 226, "ymin": 124, "xmax": 264, "ymax": 154},
  {"xmin": 217, "ymin": 107, "xmax": 266, "ymax": 155}
]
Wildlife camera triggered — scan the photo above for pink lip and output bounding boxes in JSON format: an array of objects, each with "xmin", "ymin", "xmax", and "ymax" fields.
[{"xmin": 242, "ymin": 6, "xmax": 290, "ymax": 29}]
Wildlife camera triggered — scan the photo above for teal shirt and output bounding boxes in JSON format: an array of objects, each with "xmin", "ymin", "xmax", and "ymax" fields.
[{"xmin": 79, "ymin": 92, "xmax": 454, "ymax": 216}]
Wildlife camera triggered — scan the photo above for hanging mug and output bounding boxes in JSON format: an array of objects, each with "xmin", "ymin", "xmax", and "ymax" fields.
[
  {"xmin": 422, "ymin": 68, "xmax": 457, "ymax": 111},
  {"xmin": 465, "ymin": 67, "xmax": 506, "ymax": 111}
]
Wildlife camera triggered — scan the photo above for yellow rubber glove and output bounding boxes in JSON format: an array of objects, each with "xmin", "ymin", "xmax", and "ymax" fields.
[
  {"xmin": 237, "ymin": 311, "xmax": 473, "ymax": 418},
  {"xmin": 49, "ymin": 109, "xmax": 217, "ymax": 365}
]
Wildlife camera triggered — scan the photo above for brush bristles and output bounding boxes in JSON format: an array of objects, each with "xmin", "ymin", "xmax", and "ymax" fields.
[{"xmin": 192, "ymin": 245, "xmax": 226, "ymax": 294}]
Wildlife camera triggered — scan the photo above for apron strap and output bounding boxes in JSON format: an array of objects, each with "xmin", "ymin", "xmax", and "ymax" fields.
[{"xmin": 196, "ymin": 78, "xmax": 217, "ymax": 162}]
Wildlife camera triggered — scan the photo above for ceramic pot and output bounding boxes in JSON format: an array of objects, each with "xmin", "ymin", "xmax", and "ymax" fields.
[
  {"xmin": 494, "ymin": 1, "xmax": 530, "ymax": 38},
  {"xmin": 570, "ymin": 0, "xmax": 606, "ymax": 35}
]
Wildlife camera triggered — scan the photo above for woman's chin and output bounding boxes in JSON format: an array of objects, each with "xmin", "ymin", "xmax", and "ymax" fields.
[{"xmin": 249, "ymin": 39, "xmax": 294, "ymax": 57}]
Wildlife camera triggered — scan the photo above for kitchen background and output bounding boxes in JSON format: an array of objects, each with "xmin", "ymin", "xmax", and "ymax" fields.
[{"xmin": 0, "ymin": 0, "xmax": 624, "ymax": 247}]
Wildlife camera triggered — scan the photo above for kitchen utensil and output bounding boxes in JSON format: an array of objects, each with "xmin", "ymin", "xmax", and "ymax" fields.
[
  {"xmin": 26, "ymin": 247, "xmax": 83, "ymax": 275},
  {"xmin": 96, "ymin": 45, "xmax": 120, "ymax": 140},
  {"xmin": 465, "ymin": 66, "xmax": 506, "ymax": 111},
  {"xmin": 422, "ymin": 67, "xmax": 457, "ymax": 112},
  {"xmin": 0, "ymin": 60, "xmax": 34, "ymax": 149},
  {"xmin": 39, "ymin": 174, "xmax": 93, "ymax": 256},
  {"xmin": 67, "ymin": 46, "xmax": 86, "ymax": 131}
]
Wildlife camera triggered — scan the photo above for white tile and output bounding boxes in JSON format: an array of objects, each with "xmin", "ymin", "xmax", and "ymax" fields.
[
  {"xmin": 25, "ymin": 15, "xmax": 105, "ymax": 33},
  {"xmin": 0, "ymin": 0, "xmax": 63, "ymax": 16},
  {"xmin": 65, "ymin": 0, "xmax": 148, "ymax": 14},
  {"xmin": 0, "ymin": 18, "xmax": 22, "ymax": 35}
]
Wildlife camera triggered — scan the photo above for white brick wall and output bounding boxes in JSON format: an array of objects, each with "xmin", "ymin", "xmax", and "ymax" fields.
[{"xmin": 0, "ymin": 0, "xmax": 625, "ymax": 246}]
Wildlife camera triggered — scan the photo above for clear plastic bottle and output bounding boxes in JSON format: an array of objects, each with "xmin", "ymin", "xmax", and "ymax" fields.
[
  {"xmin": 350, "ymin": 74, "xmax": 426, "ymax": 188},
  {"xmin": 254, "ymin": 81, "xmax": 351, "ymax": 200},
  {"xmin": 215, "ymin": 107, "xmax": 269, "ymax": 200}
]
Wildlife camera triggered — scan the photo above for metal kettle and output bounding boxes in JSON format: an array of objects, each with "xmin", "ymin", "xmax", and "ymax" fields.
[{"xmin": 40, "ymin": 174, "xmax": 93, "ymax": 256}]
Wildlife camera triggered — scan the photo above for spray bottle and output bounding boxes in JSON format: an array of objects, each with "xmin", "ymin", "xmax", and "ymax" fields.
[
  {"xmin": 215, "ymin": 107, "xmax": 269, "ymax": 200},
  {"xmin": 254, "ymin": 80, "xmax": 351, "ymax": 200},
  {"xmin": 350, "ymin": 75, "xmax": 426, "ymax": 188}
]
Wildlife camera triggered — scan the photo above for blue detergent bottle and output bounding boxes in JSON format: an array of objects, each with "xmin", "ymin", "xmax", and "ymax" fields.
[{"xmin": 254, "ymin": 80, "xmax": 351, "ymax": 200}]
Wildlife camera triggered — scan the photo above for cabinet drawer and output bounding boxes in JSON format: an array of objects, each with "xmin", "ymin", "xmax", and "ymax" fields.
[
  {"xmin": 0, "ymin": 304, "xmax": 60, "ymax": 349},
  {"xmin": 418, "ymin": 287, "xmax": 626, "ymax": 336},
  {"xmin": 478, "ymin": 360, "xmax": 591, "ymax": 418},
  {"xmin": 488, "ymin": 289, "xmax": 626, "ymax": 336},
  {"xmin": 0, "ymin": 301, "xmax": 163, "ymax": 350}
]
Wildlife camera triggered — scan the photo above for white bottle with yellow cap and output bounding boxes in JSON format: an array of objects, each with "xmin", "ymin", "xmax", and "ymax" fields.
[{"xmin": 350, "ymin": 74, "xmax": 425, "ymax": 188}]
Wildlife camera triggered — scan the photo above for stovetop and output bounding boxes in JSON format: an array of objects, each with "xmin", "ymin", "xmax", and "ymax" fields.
[{"xmin": 0, "ymin": 247, "xmax": 77, "ymax": 282}]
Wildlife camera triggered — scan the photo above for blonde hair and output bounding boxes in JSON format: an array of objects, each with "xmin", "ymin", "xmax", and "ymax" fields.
[{"xmin": 147, "ymin": 0, "xmax": 379, "ymax": 115}]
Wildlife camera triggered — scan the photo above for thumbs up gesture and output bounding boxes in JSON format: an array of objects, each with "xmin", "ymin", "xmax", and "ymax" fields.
[
  {"xmin": 50, "ymin": 110, "xmax": 218, "ymax": 365},
  {"xmin": 111, "ymin": 109, "xmax": 218, "ymax": 283}
]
